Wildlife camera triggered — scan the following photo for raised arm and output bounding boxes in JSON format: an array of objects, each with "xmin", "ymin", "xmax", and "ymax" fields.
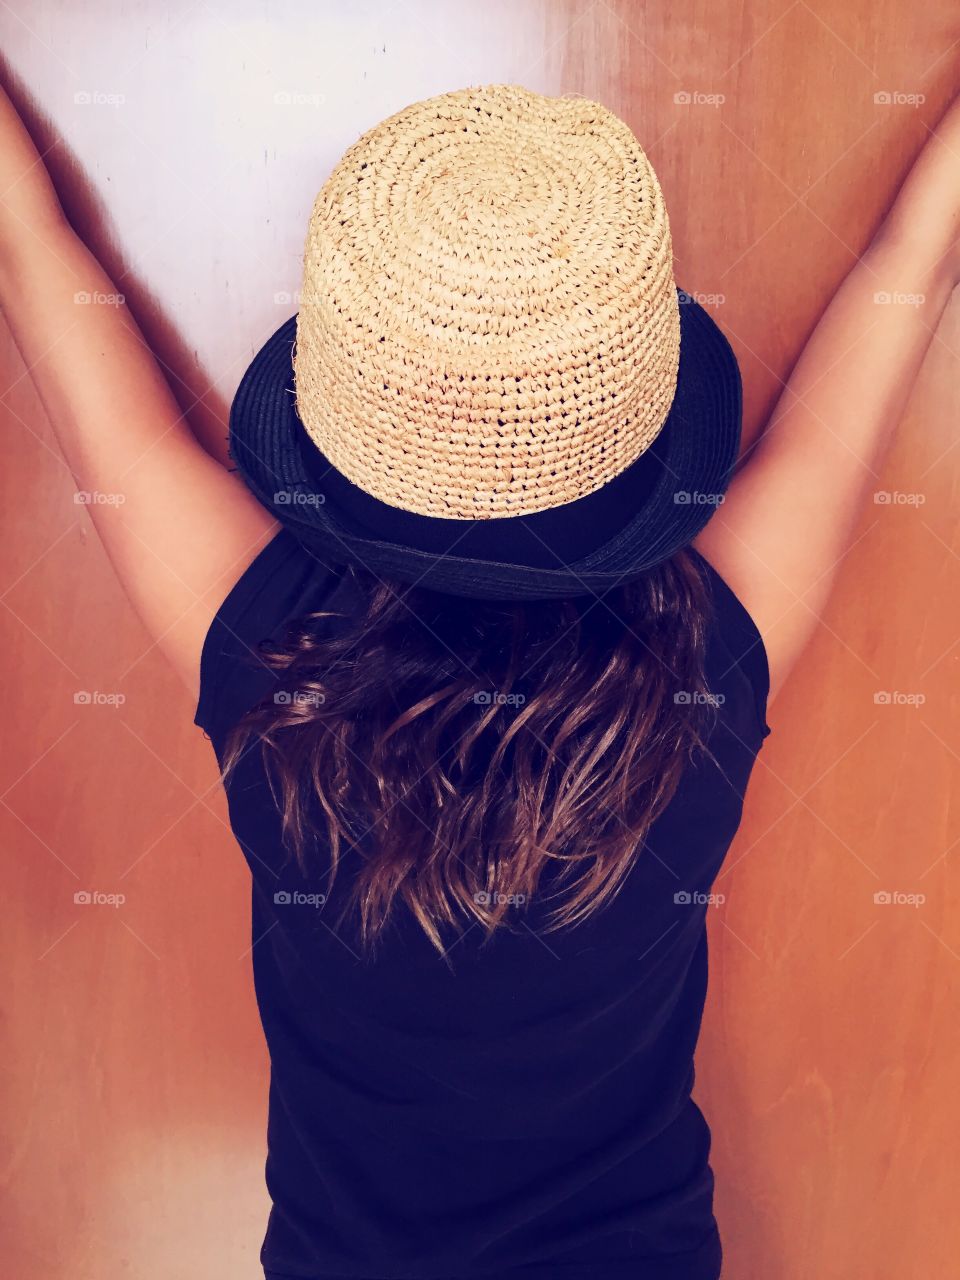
[
  {"xmin": 695, "ymin": 93, "xmax": 960, "ymax": 702},
  {"xmin": 0, "ymin": 83, "xmax": 279, "ymax": 703}
]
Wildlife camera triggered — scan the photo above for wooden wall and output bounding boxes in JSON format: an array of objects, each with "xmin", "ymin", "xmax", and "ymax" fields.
[{"xmin": 2, "ymin": 2, "xmax": 958, "ymax": 1276}]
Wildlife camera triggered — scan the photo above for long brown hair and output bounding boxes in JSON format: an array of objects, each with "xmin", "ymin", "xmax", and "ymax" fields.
[{"xmin": 221, "ymin": 550, "xmax": 717, "ymax": 958}]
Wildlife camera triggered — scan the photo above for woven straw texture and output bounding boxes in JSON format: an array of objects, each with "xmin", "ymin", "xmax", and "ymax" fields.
[{"xmin": 292, "ymin": 83, "xmax": 681, "ymax": 520}]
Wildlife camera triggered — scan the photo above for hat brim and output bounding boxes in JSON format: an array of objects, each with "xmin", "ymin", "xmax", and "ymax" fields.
[{"xmin": 227, "ymin": 293, "xmax": 742, "ymax": 600}]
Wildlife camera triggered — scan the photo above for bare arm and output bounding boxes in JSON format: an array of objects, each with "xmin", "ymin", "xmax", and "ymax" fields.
[
  {"xmin": 695, "ymin": 93, "xmax": 960, "ymax": 702},
  {"xmin": 0, "ymin": 83, "xmax": 279, "ymax": 704}
]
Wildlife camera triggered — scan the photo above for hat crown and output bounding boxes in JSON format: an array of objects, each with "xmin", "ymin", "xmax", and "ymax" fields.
[{"xmin": 293, "ymin": 83, "xmax": 680, "ymax": 519}]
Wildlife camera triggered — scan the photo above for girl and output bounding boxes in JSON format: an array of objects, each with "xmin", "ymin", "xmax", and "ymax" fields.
[{"xmin": 2, "ymin": 80, "xmax": 957, "ymax": 1280}]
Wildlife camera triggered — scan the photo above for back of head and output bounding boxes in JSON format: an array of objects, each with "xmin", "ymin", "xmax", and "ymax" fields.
[
  {"xmin": 224, "ymin": 84, "xmax": 741, "ymax": 955},
  {"xmin": 221, "ymin": 550, "xmax": 717, "ymax": 956}
]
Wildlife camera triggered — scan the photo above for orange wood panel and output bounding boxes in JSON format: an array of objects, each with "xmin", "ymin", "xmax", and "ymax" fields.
[{"xmin": 1, "ymin": 3, "xmax": 958, "ymax": 1278}]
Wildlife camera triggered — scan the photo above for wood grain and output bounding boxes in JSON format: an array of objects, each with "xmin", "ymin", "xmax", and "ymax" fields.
[{"xmin": 1, "ymin": 3, "xmax": 957, "ymax": 1276}]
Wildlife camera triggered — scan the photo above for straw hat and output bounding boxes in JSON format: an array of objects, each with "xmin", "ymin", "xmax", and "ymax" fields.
[{"xmin": 229, "ymin": 83, "xmax": 741, "ymax": 600}]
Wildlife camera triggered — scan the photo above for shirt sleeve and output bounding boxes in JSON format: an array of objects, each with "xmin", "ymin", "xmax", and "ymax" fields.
[
  {"xmin": 193, "ymin": 529, "xmax": 340, "ymax": 750},
  {"xmin": 693, "ymin": 549, "xmax": 773, "ymax": 743}
]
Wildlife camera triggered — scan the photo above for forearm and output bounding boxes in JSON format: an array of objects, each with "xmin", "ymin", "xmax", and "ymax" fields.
[
  {"xmin": 696, "ymin": 93, "xmax": 960, "ymax": 697},
  {"xmin": 0, "ymin": 81, "xmax": 69, "ymax": 265},
  {"xmin": 0, "ymin": 228, "xmax": 186, "ymax": 486},
  {"xmin": 708, "ymin": 243, "xmax": 952, "ymax": 691},
  {"xmin": 0, "ymin": 80, "xmax": 277, "ymax": 695},
  {"xmin": 761, "ymin": 94, "xmax": 960, "ymax": 474},
  {"xmin": 871, "ymin": 91, "xmax": 960, "ymax": 285},
  {"xmin": 0, "ymin": 79, "xmax": 227, "ymax": 509},
  {"xmin": 758, "ymin": 94, "xmax": 960, "ymax": 477},
  {"xmin": 748, "ymin": 235, "xmax": 955, "ymax": 530}
]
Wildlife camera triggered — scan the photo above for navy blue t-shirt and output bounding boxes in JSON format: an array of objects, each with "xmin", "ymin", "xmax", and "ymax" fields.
[{"xmin": 194, "ymin": 529, "xmax": 771, "ymax": 1280}]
